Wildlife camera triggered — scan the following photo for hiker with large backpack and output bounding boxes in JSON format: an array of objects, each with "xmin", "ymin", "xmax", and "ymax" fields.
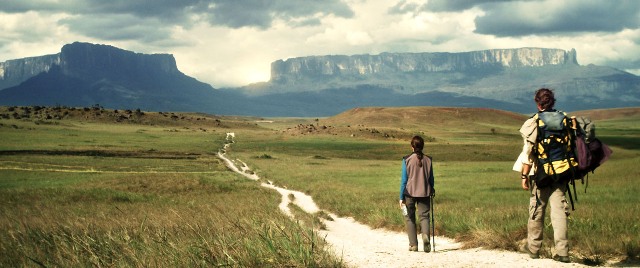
[
  {"xmin": 515, "ymin": 88, "xmax": 576, "ymax": 263},
  {"xmin": 399, "ymin": 135, "xmax": 435, "ymax": 253}
]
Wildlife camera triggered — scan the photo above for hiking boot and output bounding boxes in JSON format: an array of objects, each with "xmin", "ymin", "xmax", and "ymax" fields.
[
  {"xmin": 520, "ymin": 243, "xmax": 539, "ymax": 259},
  {"xmin": 553, "ymin": 255, "xmax": 570, "ymax": 263},
  {"xmin": 422, "ymin": 233, "xmax": 431, "ymax": 253},
  {"xmin": 409, "ymin": 245, "xmax": 418, "ymax": 252}
]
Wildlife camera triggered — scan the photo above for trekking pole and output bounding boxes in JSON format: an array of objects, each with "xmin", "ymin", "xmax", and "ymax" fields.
[
  {"xmin": 431, "ymin": 195, "xmax": 435, "ymax": 252},
  {"xmin": 566, "ymin": 182, "xmax": 575, "ymax": 211}
]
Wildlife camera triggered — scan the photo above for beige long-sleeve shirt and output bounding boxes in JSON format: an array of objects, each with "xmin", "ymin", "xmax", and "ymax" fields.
[{"xmin": 512, "ymin": 117, "xmax": 537, "ymax": 175}]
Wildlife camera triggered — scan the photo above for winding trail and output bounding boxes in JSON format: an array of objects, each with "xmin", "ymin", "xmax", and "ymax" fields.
[{"xmin": 218, "ymin": 133, "xmax": 586, "ymax": 268}]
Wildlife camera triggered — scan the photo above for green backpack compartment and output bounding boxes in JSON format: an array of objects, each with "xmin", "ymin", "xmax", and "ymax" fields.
[{"xmin": 533, "ymin": 111, "xmax": 578, "ymax": 188}]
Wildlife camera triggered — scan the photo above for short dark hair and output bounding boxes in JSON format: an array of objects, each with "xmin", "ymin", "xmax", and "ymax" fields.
[{"xmin": 534, "ymin": 88, "xmax": 555, "ymax": 110}]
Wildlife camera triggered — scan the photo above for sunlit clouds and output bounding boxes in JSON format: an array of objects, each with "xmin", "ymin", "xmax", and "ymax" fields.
[{"xmin": 0, "ymin": 0, "xmax": 638, "ymax": 87}]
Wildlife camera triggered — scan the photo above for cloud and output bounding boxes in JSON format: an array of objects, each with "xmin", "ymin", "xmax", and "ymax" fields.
[
  {"xmin": 0, "ymin": 0, "xmax": 639, "ymax": 87},
  {"xmin": 0, "ymin": 0, "xmax": 354, "ymax": 47},
  {"xmin": 205, "ymin": 1, "xmax": 274, "ymax": 29},
  {"xmin": 60, "ymin": 14, "xmax": 177, "ymax": 44},
  {"xmin": 0, "ymin": 12, "xmax": 57, "ymax": 43},
  {"xmin": 587, "ymin": 28, "xmax": 640, "ymax": 75},
  {"xmin": 388, "ymin": 0, "xmax": 422, "ymax": 15},
  {"xmin": 0, "ymin": 0, "xmax": 68, "ymax": 13},
  {"xmin": 0, "ymin": 11, "xmax": 78, "ymax": 57},
  {"xmin": 474, "ymin": 0, "xmax": 640, "ymax": 36},
  {"xmin": 205, "ymin": 0, "xmax": 354, "ymax": 29},
  {"xmin": 1, "ymin": 0, "xmax": 201, "ymax": 48},
  {"xmin": 424, "ymin": 0, "xmax": 514, "ymax": 12},
  {"xmin": 386, "ymin": 0, "xmax": 640, "ymax": 37},
  {"xmin": 0, "ymin": 0, "xmax": 200, "ymax": 24},
  {"xmin": 420, "ymin": 0, "xmax": 565, "ymax": 13},
  {"xmin": 81, "ymin": 0, "xmax": 200, "ymax": 20}
]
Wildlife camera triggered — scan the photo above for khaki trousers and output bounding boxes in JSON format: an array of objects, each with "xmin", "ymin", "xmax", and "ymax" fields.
[
  {"xmin": 527, "ymin": 181, "xmax": 570, "ymax": 256},
  {"xmin": 404, "ymin": 196, "xmax": 431, "ymax": 247}
]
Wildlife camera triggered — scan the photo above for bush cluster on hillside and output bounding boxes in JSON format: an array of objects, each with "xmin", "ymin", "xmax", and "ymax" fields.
[{"xmin": 0, "ymin": 104, "xmax": 227, "ymax": 128}]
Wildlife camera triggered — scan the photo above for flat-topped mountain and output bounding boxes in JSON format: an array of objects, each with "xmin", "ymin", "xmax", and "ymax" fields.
[
  {"xmin": 241, "ymin": 48, "xmax": 639, "ymax": 114},
  {"xmin": 271, "ymin": 48, "xmax": 577, "ymax": 83},
  {"xmin": 0, "ymin": 54, "xmax": 61, "ymax": 90},
  {"xmin": 255, "ymin": 48, "xmax": 577, "ymax": 95},
  {"xmin": 0, "ymin": 42, "xmax": 181, "ymax": 90},
  {"xmin": 0, "ymin": 42, "xmax": 218, "ymax": 112},
  {"xmin": 1, "ymin": 43, "xmax": 638, "ymax": 116}
]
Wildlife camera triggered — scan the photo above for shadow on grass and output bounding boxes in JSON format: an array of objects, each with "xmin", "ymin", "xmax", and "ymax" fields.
[
  {"xmin": 600, "ymin": 137, "xmax": 640, "ymax": 150},
  {"xmin": 608, "ymin": 258, "xmax": 640, "ymax": 267},
  {"xmin": 0, "ymin": 149, "xmax": 199, "ymax": 159}
]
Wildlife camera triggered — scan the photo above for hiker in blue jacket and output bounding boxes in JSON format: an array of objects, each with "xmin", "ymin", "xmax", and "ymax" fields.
[{"xmin": 399, "ymin": 135, "xmax": 435, "ymax": 252}]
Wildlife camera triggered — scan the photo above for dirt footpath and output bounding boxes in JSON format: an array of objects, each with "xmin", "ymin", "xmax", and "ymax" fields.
[
  {"xmin": 219, "ymin": 133, "xmax": 586, "ymax": 268},
  {"xmin": 318, "ymin": 214, "xmax": 585, "ymax": 267}
]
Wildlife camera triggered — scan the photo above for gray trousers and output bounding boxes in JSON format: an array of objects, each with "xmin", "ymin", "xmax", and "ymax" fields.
[
  {"xmin": 527, "ymin": 181, "xmax": 570, "ymax": 256},
  {"xmin": 404, "ymin": 196, "xmax": 431, "ymax": 247}
]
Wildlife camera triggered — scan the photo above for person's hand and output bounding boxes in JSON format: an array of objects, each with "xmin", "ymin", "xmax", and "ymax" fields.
[
  {"xmin": 399, "ymin": 200, "xmax": 404, "ymax": 208},
  {"xmin": 521, "ymin": 176, "xmax": 530, "ymax": 190}
]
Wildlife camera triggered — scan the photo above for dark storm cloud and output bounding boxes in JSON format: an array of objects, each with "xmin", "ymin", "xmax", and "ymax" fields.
[
  {"xmin": 474, "ymin": 1, "xmax": 640, "ymax": 36},
  {"xmin": 0, "ymin": 0, "xmax": 64, "ymax": 13},
  {"xmin": 80, "ymin": 0, "xmax": 202, "ymax": 25},
  {"xmin": 205, "ymin": 1, "xmax": 274, "ymax": 28},
  {"xmin": 389, "ymin": 0, "xmax": 535, "ymax": 17},
  {"xmin": 0, "ymin": 0, "xmax": 201, "ymax": 27},
  {"xmin": 60, "ymin": 15, "xmax": 175, "ymax": 43},
  {"xmin": 205, "ymin": 0, "xmax": 354, "ymax": 29},
  {"xmin": 390, "ymin": 0, "xmax": 639, "ymax": 37},
  {"xmin": 0, "ymin": 0, "xmax": 199, "ymax": 24},
  {"xmin": 1, "ymin": 0, "xmax": 201, "ymax": 46},
  {"xmin": 1, "ymin": 0, "xmax": 353, "ymax": 44}
]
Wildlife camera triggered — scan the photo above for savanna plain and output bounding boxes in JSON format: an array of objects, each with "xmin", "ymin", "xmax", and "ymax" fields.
[{"xmin": 0, "ymin": 105, "xmax": 638, "ymax": 267}]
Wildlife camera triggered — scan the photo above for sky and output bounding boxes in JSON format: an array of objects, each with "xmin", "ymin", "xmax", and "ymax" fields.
[{"xmin": 0, "ymin": 0, "xmax": 639, "ymax": 88}]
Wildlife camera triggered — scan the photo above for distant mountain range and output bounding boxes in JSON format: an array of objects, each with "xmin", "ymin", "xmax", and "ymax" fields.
[
  {"xmin": 1, "ymin": 42, "xmax": 638, "ymax": 116},
  {"xmin": 0, "ymin": 42, "xmax": 219, "ymax": 113}
]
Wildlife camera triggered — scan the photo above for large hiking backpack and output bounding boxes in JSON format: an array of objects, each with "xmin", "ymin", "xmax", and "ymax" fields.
[
  {"xmin": 533, "ymin": 111, "xmax": 578, "ymax": 188},
  {"xmin": 575, "ymin": 117, "xmax": 595, "ymax": 143},
  {"xmin": 573, "ymin": 116, "xmax": 613, "ymax": 182}
]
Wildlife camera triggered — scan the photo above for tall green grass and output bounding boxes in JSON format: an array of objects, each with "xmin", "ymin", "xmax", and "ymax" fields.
[
  {"xmin": 0, "ymin": 118, "xmax": 344, "ymax": 267},
  {"xmin": 0, "ymin": 171, "xmax": 342, "ymax": 268},
  {"xmin": 2, "ymin": 108, "xmax": 638, "ymax": 265},
  {"xmin": 0, "ymin": 120, "xmax": 225, "ymax": 153},
  {"xmin": 228, "ymin": 120, "xmax": 640, "ymax": 264}
]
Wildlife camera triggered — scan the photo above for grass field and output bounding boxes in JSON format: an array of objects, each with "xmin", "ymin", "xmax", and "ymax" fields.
[
  {"xmin": 1, "ymin": 105, "xmax": 639, "ymax": 266},
  {"xmin": 0, "ymin": 106, "xmax": 342, "ymax": 267},
  {"xmin": 232, "ymin": 107, "xmax": 640, "ymax": 265}
]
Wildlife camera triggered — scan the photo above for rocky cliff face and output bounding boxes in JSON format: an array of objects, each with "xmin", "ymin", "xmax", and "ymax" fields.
[
  {"xmin": 0, "ymin": 54, "xmax": 61, "ymax": 89},
  {"xmin": 1, "ymin": 43, "xmax": 636, "ymax": 116},
  {"xmin": 0, "ymin": 42, "xmax": 181, "ymax": 90},
  {"xmin": 270, "ymin": 48, "xmax": 578, "ymax": 81},
  {"xmin": 0, "ymin": 42, "xmax": 218, "ymax": 112},
  {"xmin": 59, "ymin": 42, "xmax": 180, "ymax": 79},
  {"xmin": 240, "ymin": 47, "xmax": 637, "ymax": 115}
]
